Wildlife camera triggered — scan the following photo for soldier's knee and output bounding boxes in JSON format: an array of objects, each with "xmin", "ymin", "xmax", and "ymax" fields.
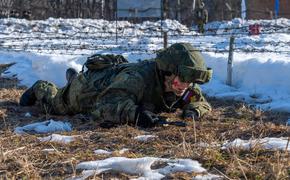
[
  {"xmin": 33, "ymin": 80, "xmax": 57, "ymax": 89},
  {"xmin": 32, "ymin": 80, "xmax": 58, "ymax": 100},
  {"xmin": 33, "ymin": 80, "xmax": 51, "ymax": 88}
]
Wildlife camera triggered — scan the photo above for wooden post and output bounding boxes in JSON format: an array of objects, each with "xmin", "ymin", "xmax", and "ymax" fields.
[
  {"xmin": 177, "ymin": 0, "xmax": 181, "ymax": 22},
  {"xmin": 163, "ymin": 0, "xmax": 168, "ymax": 19},
  {"xmin": 115, "ymin": 0, "xmax": 118, "ymax": 44},
  {"xmin": 163, "ymin": 31, "xmax": 168, "ymax": 48},
  {"xmin": 192, "ymin": 0, "xmax": 196, "ymax": 11},
  {"xmin": 162, "ymin": 0, "xmax": 168, "ymax": 48},
  {"xmin": 226, "ymin": 36, "xmax": 235, "ymax": 86}
]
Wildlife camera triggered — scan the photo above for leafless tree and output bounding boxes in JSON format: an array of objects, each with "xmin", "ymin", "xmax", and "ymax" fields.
[{"xmin": 0, "ymin": 0, "xmax": 13, "ymax": 17}]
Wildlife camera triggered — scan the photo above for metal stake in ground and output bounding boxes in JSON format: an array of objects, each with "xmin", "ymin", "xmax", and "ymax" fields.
[{"xmin": 226, "ymin": 36, "xmax": 235, "ymax": 86}]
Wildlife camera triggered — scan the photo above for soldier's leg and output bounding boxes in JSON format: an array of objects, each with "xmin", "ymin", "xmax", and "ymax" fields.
[
  {"xmin": 198, "ymin": 24, "xmax": 202, "ymax": 33},
  {"xmin": 201, "ymin": 24, "xmax": 205, "ymax": 33},
  {"xmin": 66, "ymin": 67, "xmax": 78, "ymax": 84},
  {"xmin": 38, "ymin": 67, "xmax": 80, "ymax": 115},
  {"xmin": 20, "ymin": 80, "xmax": 59, "ymax": 113}
]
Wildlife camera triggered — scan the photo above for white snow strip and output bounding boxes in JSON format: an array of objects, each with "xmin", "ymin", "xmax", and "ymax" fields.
[
  {"xmin": 223, "ymin": 137, "xmax": 290, "ymax": 151},
  {"xmin": 134, "ymin": 135, "xmax": 157, "ymax": 142},
  {"xmin": 14, "ymin": 119, "xmax": 72, "ymax": 135},
  {"xmin": 194, "ymin": 173, "xmax": 223, "ymax": 180},
  {"xmin": 71, "ymin": 157, "xmax": 218, "ymax": 180},
  {"xmin": 24, "ymin": 112, "xmax": 32, "ymax": 117},
  {"xmin": 241, "ymin": 0, "xmax": 246, "ymax": 21},
  {"xmin": 94, "ymin": 149, "xmax": 112, "ymax": 155},
  {"xmin": 42, "ymin": 148, "xmax": 56, "ymax": 152},
  {"xmin": 38, "ymin": 134, "xmax": 77, "ymax": 144},
  {"xmin": 94, "ymin": 148, "xmax": 129, "ymax": 155}
]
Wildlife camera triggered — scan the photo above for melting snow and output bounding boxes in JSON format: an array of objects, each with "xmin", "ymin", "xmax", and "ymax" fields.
[
  {"xmin": 14, "ymin": 119, "xmax": 72, "ymax": 135},
  {"xmin": 94, "ymin": 148, "xmax": 130, "ymax": 155},
  {"xmin": 223, "ymin": 137, "xmax": 290, "ymax": 151},
  {"xmin": 71, "ymin": 157, "xmax": 220, "ymax": 180},
  {"xmin": 94, "ymin": 149, "xmax": 112, "ymax": 155},
  {"xmin": 24, "ymin": 112, "xmax": 32, "ymax": 117},
  {"xmin": 42, "ymin": 148, "xmax": 56, "ymax": 152},
  {"xmin": 134, "ymin": 135, "xmax": 157, "ymax": 142},
  {"xmin": 38, "ymin": 134, "xmax": 77, "ymax": 144}
]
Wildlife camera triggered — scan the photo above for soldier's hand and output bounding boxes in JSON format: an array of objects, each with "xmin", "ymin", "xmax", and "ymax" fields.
[
  {"xmin": 135, "ymin": 109, "xmax": 160, "ymax": 128},
  {"xmin": 183, "ymin": 110, "xmax": 199, "ymax": 121}
]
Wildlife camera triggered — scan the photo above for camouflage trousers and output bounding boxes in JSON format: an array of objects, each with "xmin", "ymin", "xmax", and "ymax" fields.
[
  {"xmin": 197, "ymin": 23, "xmax": 205, "ymax": 33},
  {"xmin": 31, "ymin": 74, "xmax": 138, "ymax": 125},
  {"xmin": 32, "ymin": 73, "xmax": 93, "ymax": 115}
]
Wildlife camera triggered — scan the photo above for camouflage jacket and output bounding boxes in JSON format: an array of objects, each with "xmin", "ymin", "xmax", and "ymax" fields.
[
  {"xmin": 195, "ymin": 8, "xmax": 208, "ymax": 24},
  {"xmin": 65, "ymin": 60, "xmax": 211, "ymax": 125}
]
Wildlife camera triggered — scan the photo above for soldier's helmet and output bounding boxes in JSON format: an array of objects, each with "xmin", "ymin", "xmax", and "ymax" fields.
[{"xmin": 156, "ymin": 43, "xmax": 212, "ymax": 84}]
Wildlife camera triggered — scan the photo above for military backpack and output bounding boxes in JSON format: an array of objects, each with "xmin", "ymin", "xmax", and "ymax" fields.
[{"xmin": 82, "ymin": 54, "xmax": 128, "ymax": 72}]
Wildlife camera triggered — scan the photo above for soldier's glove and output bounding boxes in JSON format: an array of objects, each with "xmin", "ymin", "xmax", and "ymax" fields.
[
  {"xmin": 135, "ymin": 108, "xmax": 160, "ymax": 128},
  {"xmin": 183, "ymin": 110, "xmax": 199, "ymax": 121}
]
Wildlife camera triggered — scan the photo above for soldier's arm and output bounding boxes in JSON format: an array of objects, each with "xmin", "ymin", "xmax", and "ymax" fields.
[
  {"xmin": 182, "ymin": 84, "xmax": 212, "ymax": 118},
  {"xmin": 90, "ymin": 71, "xmax": 144, "ymax": 125}
]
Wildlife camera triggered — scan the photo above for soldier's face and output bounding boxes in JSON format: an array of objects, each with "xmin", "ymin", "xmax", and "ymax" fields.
[{"xmin": 171, "ymin": 76, "xmax": 190, "ymax": 96}]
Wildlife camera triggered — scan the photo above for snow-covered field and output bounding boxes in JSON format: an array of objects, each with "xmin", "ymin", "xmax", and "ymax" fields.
[{"xmin": 1, "ymin": 18, "xmax": 290, "ymax": 114}]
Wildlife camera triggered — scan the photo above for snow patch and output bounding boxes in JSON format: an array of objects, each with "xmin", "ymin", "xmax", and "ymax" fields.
[
  {"xmin": 71, "ymin": 157, "xmax": 219, "ymax": 180},
  {"xmin": 38, "ymin": 134, "xmax": 77, "ymax": 144},
  {"xmin": 223, "ymin": 137, "xmax": 290, "ymax": 151},
  {"xmin": 94, "ymin": 149, "xmax": 112, "ymax": 155},
  {"xmin": 14, "ymin": 119, "xmax": 72, "ymax": 135},
  {"xmin": 24, "ymin": 112, "xmax": 32, "ymax": 117},
  {"xmin": 134, "ymin": 135, "xmax": 157, "ymax": 142},
  {"xmin": 94, "ymin": 148, "xmax": 129, "ymax": 155},
  {"xmin": 42, "ymin": 148, "xmax": 56, "ymax": 152}
]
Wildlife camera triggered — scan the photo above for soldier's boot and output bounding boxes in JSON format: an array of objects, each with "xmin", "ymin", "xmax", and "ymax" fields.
[
  {"xmin": 19, "ymin": 82, "xmax": 37, "ymax": 106},
  {"xmin": 66, "ymin": 68, "xmax": 78, "ymax": 84}
]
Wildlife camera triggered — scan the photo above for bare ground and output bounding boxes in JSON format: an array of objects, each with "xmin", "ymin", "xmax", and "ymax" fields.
[{"xmin": 0, "ymin": 79, "xmax": 289, "ymax": 179}]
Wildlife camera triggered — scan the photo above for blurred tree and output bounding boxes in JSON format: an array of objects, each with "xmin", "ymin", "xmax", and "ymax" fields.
[{"xmin": 0, "ymin": 0, "xmax": 13, "ymax": 17}]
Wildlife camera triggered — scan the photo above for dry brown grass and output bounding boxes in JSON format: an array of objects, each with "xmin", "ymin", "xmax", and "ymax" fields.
[{"xmin": 0, "ymin": 84, "xmax": 289, "ymax": 179}]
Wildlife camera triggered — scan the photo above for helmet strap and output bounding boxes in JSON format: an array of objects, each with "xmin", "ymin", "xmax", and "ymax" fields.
[{"xmin": 164, "ymin": 74, "xmax": 176, "ymax": 93}]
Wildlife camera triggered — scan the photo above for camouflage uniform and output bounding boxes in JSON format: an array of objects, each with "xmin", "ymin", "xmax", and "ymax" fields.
[
  {"xmin": 195, "ymin": 1, "xmax": 208, "ymax": 33},
  {"xmin": 22, "ymin": 43, "xmax": 212, "ymax": 126}
]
